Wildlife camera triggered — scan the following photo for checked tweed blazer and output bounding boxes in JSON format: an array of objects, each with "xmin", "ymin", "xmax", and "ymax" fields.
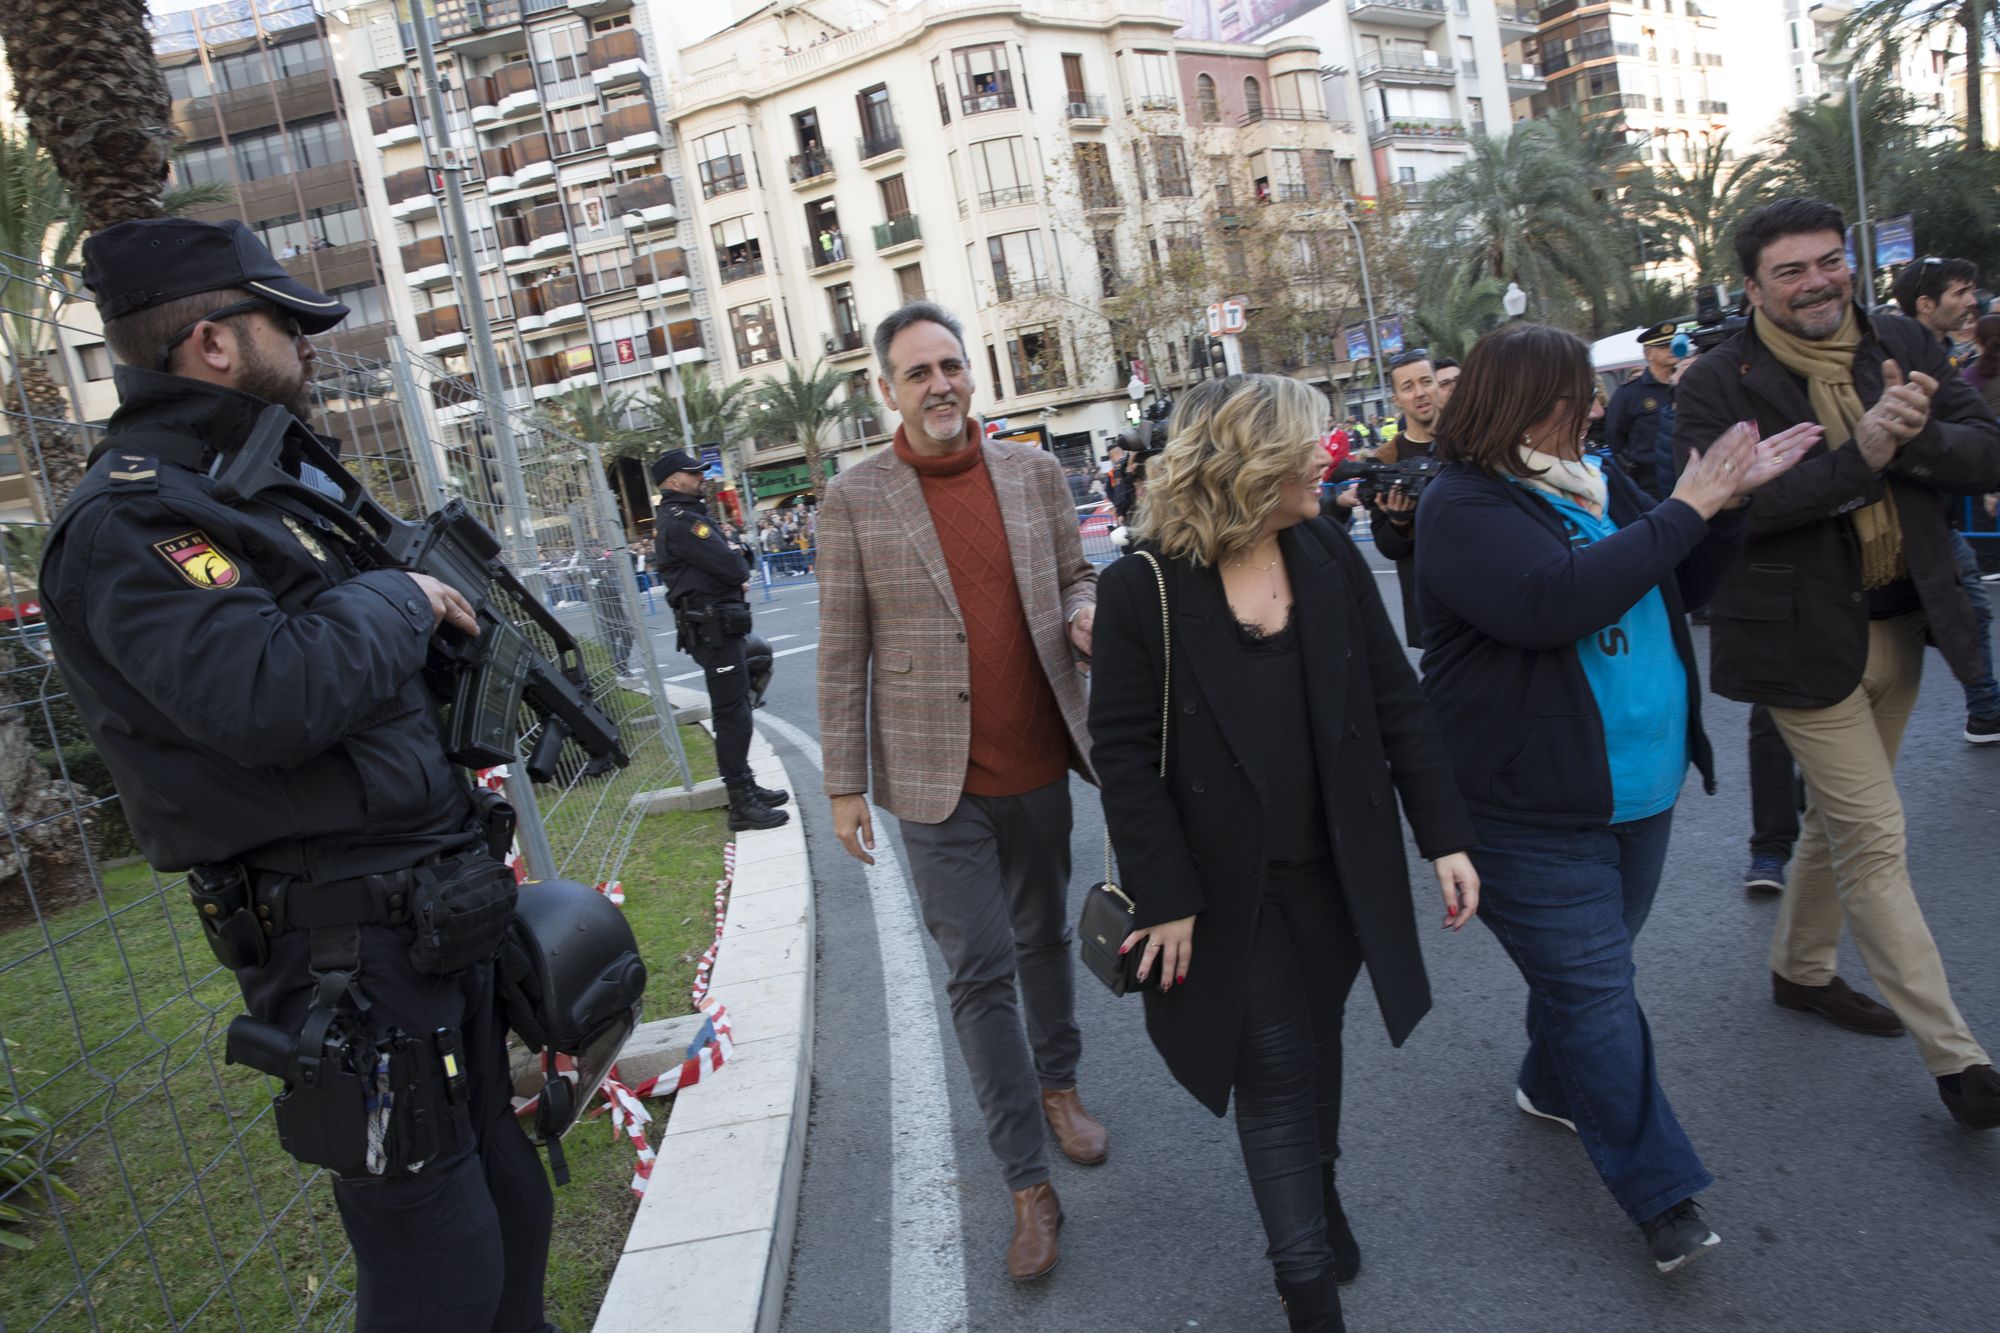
[{"xmin": 816, "ymin": 432, "xmax": 1098, "ymax": 824}]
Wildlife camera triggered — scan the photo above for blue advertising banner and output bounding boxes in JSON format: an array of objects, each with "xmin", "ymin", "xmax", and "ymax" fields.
[
  {"xmin": 1844, "ymin": 225, "xmax": 1859, "ymax": 273},
  {"xmin": 1876, "ymin": 214, "xmax": 1917, "ymax": 267},
  {"xmin": 698, "ymin": 445, "xmax": 726, "ymax": 480},
  {"xmin": 1379, "ymin": 316, "xmax": 1405, "ymax": 356},
  {"xmin": 1345, "ymin": 323, "xmax": 1372, "ymax": 362}
]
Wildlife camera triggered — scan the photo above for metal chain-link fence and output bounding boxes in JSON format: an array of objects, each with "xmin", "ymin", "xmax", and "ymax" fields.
[{"xmin": 0, "ymin": 249, "xmax": 689, "ymax": 1329}]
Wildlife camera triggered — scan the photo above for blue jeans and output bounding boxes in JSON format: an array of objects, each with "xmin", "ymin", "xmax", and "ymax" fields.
[
  {"xmin": 1948, "ymin": 530, "xmax": 2000, "ymax": 717},
  {"xmin": 1470, "ymin": 810, "xmax": 1714, "ymax": 1225}
]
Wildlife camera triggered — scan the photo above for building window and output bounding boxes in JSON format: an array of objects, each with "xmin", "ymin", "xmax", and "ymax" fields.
[
  {"xmin": 566, "ymin": 182, "xmax": 616, "ymax": 241},
  {"xmin": 530, "ymin": 20, "xmax": 591, "ymax": 97},
  {"xmin": 1153, "ymin": 136, "xmax": 1192, "ymax": 196},
  {"xmin": 932, "ymin": 56, "xmax": 952, "ymax": 125},
  {"xmin": 328, "ymin": 283, "xmax": 387, "ymax": 328},
  {"xmin": 209, "ymin": 45, "xmax": 272, "ymax": 92},
  {"xmin": 595, "ymin": 310, "xmax": 650, "ymax": 375},
  {"xmin": 988, "ymin": 230, "xmax": 1049, "ymax": 300},
  {"xmin": 1197, "ymin": 74, "xmax": 1219, "ymax": 123},
  {"xmin": 712, "ymin": 215, "xmax": 764, "ymax": 283},
  {"xmin": 549, "ymin": 103, "xmax": 603, "ymax": 156},
  {"xmin": 286, "ymin": 117, "xmax": 350, "ymax": 171},
  {"xmin": 1074, "ymin": 142, "xmax": 1117, "ymax": 208},
  {"xmin": 1006, "ymin": 326, "xmax": 1067, "ymax": 394},
  {"xmin": 954, "ymin": 43, "xmax": 1016, "ymax": 114},
  {"xmin": 987, "ymin": 344, "xmax": 1004, "ymax": 399},
  {"xmin": 1092, "ymin": 230, "xmax": 1118, "ymax": 297},
  {"xmin": 1466, "ymin": 97, "xmax": 1485, "ymax": 131},
  {"xmin": 880, "ymin": 173, "xmax": 912, "ymax": 220},
  {"xmin": 1243, "ymin": 77, "xmax": 1264, "ymax": 120},
  {"xmin": 827, "ymin": 283, "xmax": 862, "ymax": 347},
  {"xmin": 1131, "ymin": 50, "xmax": 1176, "ymax": 110},
  {"xmin": 895, "ymin": 262, "xmax": 925, "ymax": 303},
  {"xmin": 230, "ymin": 128, "xmax": 291, "ymax": 182},
  {"xmin": 162, "ymin": 63, "xmax": 211, "ymax": 101},
  {"xmin": 857, "ymin": 83, "xmax": 897, "ymax": 154},
  {"xmin": 270, "ymin": 36, "xmax": 328, "ymax": 80},
  {"xmin": 971, "ymin": 137, "xmax": 1033, "ymax": 209},
  {"xmin": 731, "ymin": 302, "xmax": 779, "ymax": 368},
  {"xmin": 694, "ymin": 128, "xmax": 749, "ymax": 198},
  {"xmin": 579, "ymin": 247, "xmax": 633, "ymax": 296}
]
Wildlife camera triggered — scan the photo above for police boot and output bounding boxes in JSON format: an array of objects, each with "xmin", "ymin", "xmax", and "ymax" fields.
[
  {"xmin": 749, "ymin": 781, "xmax": 790, "ymax": 808},
  {"xmin": 726, "ymin": 778, "xmax": 790, "ymax": 831}
]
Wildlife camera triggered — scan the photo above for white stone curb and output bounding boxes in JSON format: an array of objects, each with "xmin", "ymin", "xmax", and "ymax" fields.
[{"xmin": 593, "ymin": 722, "xmax": 812, "ymax": 1333}]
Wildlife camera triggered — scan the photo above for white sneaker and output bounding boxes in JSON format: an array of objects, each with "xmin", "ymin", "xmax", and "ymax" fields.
[{"xmin": 1515, "ymin": 1087, "xmax": 1577, "ymax": 1133}]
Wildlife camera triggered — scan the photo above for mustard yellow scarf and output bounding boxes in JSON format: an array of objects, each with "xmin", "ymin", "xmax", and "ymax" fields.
[{"xmin": 1755, "ymin": 308, "xmax": 1905, "ymax": 588}]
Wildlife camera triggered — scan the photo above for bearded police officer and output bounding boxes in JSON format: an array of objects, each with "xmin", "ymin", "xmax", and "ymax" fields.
[
  {"xmin": 1604, "ymin": 320, "xmax": 1681, "ymax": 499},
  {"xmin": 39, "ymin": 219, "xmax": 554, "ymax": 1331},
  {"xmin": 649, "ymin": 449, "xmax": 789, "ymax": 830}
]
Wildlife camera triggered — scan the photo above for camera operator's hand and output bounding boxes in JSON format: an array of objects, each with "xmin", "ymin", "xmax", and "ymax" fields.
[
  {"xmin": 1332, "ymin": 487, "xmax": 1362, "ymax": 510},
  {"xmin": 1379, "ymin": 488, "xmax": 1417, "ymax": 525},
  {"xmin": 1853, "ymin": 358, "xmax": 1937, "ymax": 470},
  {"xmin": 409, "ymin": 573, "xmax": 479, "ymax": 637},
  {"xmin": 1672, "ymin": 421, "xmax": 1819, "ymax": 519}
]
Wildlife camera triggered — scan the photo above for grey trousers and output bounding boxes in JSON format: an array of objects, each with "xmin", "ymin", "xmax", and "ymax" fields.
[{"xmin": 898, "ymin": 777, "xmax": 1082, "ymax": 1191}]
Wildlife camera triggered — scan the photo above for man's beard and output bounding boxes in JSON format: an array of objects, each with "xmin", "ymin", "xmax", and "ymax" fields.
[
  {"xmin": 236, "ymin": 332, "xmax": 314, "ymax": 420},
  {"xmin": 1766, "ymin": 283, "xmax": 1850, "ymax": 341}
]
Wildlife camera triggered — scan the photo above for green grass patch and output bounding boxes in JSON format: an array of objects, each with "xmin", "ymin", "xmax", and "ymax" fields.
[{"xmin": 1, "ymin": 806, "xmax": 735, "ymax": 1331}]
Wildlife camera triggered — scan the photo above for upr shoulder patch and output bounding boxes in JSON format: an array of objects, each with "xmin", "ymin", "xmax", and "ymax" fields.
[
  {"xmin": 693, "ymin": 522, "xmax": 711, "ymax": 538},
  {"xmin": 153, "ymin": 531, "xmax": 241, "ymax": 590}
]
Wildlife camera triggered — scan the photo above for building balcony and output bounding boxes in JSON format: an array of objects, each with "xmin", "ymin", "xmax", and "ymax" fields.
[
  {"xmin": 429, "ymin": 372, "xmax": 479, "ymax": 419},
  {"xmin": 493, "ymin": 62, "xmax": 540, "ymax": 120},
  {"xmin": 994, "ymin": 276, "xmax": 1052, "ymax": 303},
  {"xmin": 1507, "ymin": 63, "xmax": 1547, "ymax": 94},
  {"xmin": 401, "ymin": 235, "xmax": 455, "ymax": 288},
  {"xmin": 1495, "ymin": 4, "xmax": 1540, "ymax": 40},
  {"xmin": 604, "ymin": 102, "xmax": 662, "ymax": 158},
  {"xmin": 1123, "ymin": 94, "xmax": 1180, "ymax": 114},
  {"xmin": 1356, "ymin": 51, "xmax": 1457, "ymax": 85},
  {"xmin": 416, "ymin": 304, "xmax": 466, "ymax": 354},
  {"xmin": 823, "ymin": 328, "xmax": 867, "ymax": 359},
  {"xmin": 838, "ymin": 412, "xmax": 886, "ymax": 444},
  {"xmin": 873, "ymin": 214, "xmax": 922, "ymax": 254},
  {"xmin": 1080, "ymin": 185, "xmax": 1122, "ymax": 211},
  {"xmin": 1344, "ymin": 0, "xmax": 1445, "ymax": 28},
  {"xmin": 496, "ymin": 214, "xmax": 532, "ymax": 263},
  {"xmin": 525, "ymin": 201, "xmax": 571, "ymax": 258},
  {"xmin": 464, "ymin": 75, "xmax": 500, "ymax": 127},
  {"xmin": 1014, "ymin": 366, "xmax": 1069, "ymax": 396},
  {"xmin": 535, "ymin": 277, "xmax": 586, "ymax": 330},
  {"xmin": 804, "ymin": 234, "xmax": 853, "ymax": 273},
  {"xmin": 1238, "ymin": 105, "xmax": 1334, "ymax": 126},
  {"xmin": 979, "ymin": 185, "xmax": 1035, "ymax": 211},
  {"xmin": 656, "ymin": 319, "xmax": 707, "ymax": 366},
  {"xmin": 507, "ymin": 132, "xmax": 555, "ymax": 189},
  {"xmin": 1259, "ymin": 182, "xmax": 1310, "ymax": 203},
  {"xmin": 1699, "ymin": 100, "xmax": 1729, "ymax": 116},
  {"xmin": 1064, "ymin": 94, "xmax": 1110, "ymax": 124},
  {"xmin": 385, "ymin": 166, "xmax": 438, "ymax": 220},
  {"xmin": 1366, "ymin": 116, "xmax": 1470, "ymax": 145},
  {"xmin": 568, "ymin": 0, "xmax": 631, "ymax": 16},
  {"xmin": 856, "ymin": 123, "xmax": 903, "ymax": 163},
  {"xmin": 634, "ymin": 248, "xmax": 691, "ymax": 302},
  {"xmin": 961, "ymin": 86, "xmax": 1018, "ymax": 116},
  {"xmin": 615, "ymin": 174, "xmax": 677, "ymax": 227},
  {"xmin": 788, "ymin": 149, "xmax": 835, "ymax": 187},
  {"xmin": 370, "ymin": 96, "xmax": 420, "ymax": 149},
  {"xmin": 588, "ymin": 27, "xmax": 649, "ymax": 89},
  {"xmin": 717, "ymin": 254, "xmax": 766, "ymax": 285}
]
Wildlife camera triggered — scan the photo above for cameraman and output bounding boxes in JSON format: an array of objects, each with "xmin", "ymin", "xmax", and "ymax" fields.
[
  {"xmin": 1368, "ymin": 351, "xmax": 1443, "ymax": 648},
  {"xmin": 40, "ymin": 220, "xmax": 554, "ymax": 1329}
]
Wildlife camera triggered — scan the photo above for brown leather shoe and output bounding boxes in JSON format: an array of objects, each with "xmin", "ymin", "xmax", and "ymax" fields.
[
  {"xmin": 1773, "ymin": 973, "xmax": 1905, "ymax": 1036},
  {"xmin": 1006, "ymin": 1181, "xmax": 1062, "ymax": 1281},
  {"xmin": 1041, "ymin": 1087, "xmax": 1109, "ymax": 1165}
]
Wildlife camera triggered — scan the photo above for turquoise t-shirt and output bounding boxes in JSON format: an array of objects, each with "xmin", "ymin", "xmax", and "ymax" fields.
[{"xmin": 1536, "ymin": 488, "xmax": 1690, "ymax": 824}]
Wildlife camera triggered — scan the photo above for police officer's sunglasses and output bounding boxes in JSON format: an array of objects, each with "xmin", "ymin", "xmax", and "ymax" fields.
[{"xmin": 156, "ymin": 299, "xmax": 307, "ymax": 371}]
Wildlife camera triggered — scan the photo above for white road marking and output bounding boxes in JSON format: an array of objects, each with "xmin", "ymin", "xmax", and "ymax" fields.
[
  {"xmin": 772, "ymin": 643, "xmax": 817, "ymax": 659},
  {"xmin": 661, "ymin": 641, "xmax": 816, "ymax": 683},
  {"xmin": 752, "ymin": 710, "xmax": 969, "ymax": 1333},
  {"xmin": 768, "ymin": 634, "xmax": 799, "ymax": 642}
]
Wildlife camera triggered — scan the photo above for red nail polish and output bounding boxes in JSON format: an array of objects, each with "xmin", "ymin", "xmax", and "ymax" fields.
[{"xmin": 1118, "ymin": 943, "xmax": 1130, "ymax": 955}]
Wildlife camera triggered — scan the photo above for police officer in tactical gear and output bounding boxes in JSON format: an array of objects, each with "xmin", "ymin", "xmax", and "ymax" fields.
[
  {"xmin": 649, "ymin": 449, "xmax": 790, "ymax": 830},
  {"xmin": 40, "ymin": 218, "xmax": 555, "ymax": 1332},
  {"xmin": 1604, "ymin": 319, "xmax": 1681, "ymax": 500}
]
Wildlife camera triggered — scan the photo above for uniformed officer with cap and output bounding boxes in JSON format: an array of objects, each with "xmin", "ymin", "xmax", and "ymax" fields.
[
  {"xmin": 649, "ymin": 448, "xmax": 789, "ymax": 830},
  {"xmin": 1604, "ymin": 319, "xmax": 1682, "ymax": 500},
  {"xmin": 39, "ymin": 218, "xmax": 555, "ymax": 1331}
]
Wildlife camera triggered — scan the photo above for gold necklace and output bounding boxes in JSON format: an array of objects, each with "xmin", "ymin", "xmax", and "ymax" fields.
[{"xmin": 1228, "ymin": 547, "xmax": 1283, "ymax": 598}]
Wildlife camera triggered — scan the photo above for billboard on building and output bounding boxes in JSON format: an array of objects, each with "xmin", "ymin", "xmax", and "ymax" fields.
[{"xmin": 1168, "ymin": 0, "xmax": 1334, "ymax": 43}]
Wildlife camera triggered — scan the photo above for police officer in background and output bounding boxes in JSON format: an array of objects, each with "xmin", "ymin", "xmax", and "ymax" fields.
[
  {"xmin": 649, "ymin": 449, "xmax": 789, "ymax": 830},
  {"xmin": 39, "ymin": 219, "xmax": 553, "ymax": 1329},
  {"xmin": 1604, "ymin": 320, "xmax": 1681, "ymax": 499}
]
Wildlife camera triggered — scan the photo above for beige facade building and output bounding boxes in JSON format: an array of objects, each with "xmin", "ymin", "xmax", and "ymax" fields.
[{"xmin": 1516, "ymin": 1, "xmax": 1735, "ymax": 168}]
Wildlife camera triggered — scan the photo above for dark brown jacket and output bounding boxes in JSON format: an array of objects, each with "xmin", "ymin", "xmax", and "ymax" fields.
[
  {"xmin": 1087, "ymin": 518, "xmax": 1472, "ymax": 1115},
  {"xmin": 1673, "ymin": 308, "xmax": 2000, "ymax": 708}
]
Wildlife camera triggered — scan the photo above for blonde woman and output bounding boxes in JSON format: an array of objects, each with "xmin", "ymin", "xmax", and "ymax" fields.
[{"xmin": 1088, "ymin": 374, "xmax": 1480, "ymax": 1332}]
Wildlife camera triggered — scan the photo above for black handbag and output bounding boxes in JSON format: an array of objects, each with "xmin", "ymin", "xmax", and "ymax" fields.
[{"xmin": 1079, "ymin": 550, "xmax": 1170, "ymax": 997}]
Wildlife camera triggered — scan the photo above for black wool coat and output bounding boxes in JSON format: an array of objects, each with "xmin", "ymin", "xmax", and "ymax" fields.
[
  {"xmin": 1673, "ymin": 308, "xmax": 2000, "ymax": 707},
  {"xmin": 1088, "ymin": 517, "xmax": 1474, "ymax": 1116}
]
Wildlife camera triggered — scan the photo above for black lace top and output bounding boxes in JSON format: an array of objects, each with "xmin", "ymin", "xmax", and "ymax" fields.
[{"xmin": 1228, "ymin": 607, "xmax": 1333, "ymax": 865}]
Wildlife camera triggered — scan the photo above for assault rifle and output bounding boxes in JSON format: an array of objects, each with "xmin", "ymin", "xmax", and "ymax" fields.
[{"xmin": 210, "ymin": 405, "xmax": 628, "ymax": 783}]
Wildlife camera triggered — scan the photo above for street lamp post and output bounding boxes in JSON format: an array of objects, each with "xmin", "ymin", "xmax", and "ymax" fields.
[
  {"xmin": 1335, "ymin": 202, "xmax": 1387, "ymax": 420},
  {"xmin": 1819, "ymin": 47, "xmax": 1874, "ymax": 309},
  {"xmin": 1503, "ymin": 282, "xmax": 1528, "ymax": 319}
]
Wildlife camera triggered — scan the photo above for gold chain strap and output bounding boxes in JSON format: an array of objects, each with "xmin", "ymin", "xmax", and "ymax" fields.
[{"xmin": 1103, "ymin": 551, "xmax": 1171, "ymax": 889}]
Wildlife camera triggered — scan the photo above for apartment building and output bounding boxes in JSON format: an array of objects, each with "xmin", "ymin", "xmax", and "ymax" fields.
[
  {"xmin": 1523, "ymin": 0, "xmax": 1736, "ymax": 169},
  {"xmin": 662, "ymin": 0, "xmax": 1358, "ymax": 491},
  {"xmin": 330, "ymin": 0, "xmax": 704, "ymax": 499}
]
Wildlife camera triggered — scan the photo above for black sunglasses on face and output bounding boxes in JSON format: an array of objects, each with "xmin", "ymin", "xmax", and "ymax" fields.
[{"xmin": 156, "ymin": 299, "xmax": 305, "ymax": 371}]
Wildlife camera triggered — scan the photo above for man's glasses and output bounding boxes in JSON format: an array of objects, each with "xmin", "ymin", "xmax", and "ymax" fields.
[{"xmin": 156, "ymin": 299, "xmax": 306, "ymax": 371}]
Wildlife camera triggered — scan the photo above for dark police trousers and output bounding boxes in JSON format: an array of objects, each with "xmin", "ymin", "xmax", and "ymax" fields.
[
  {"xmin": 686, "ymin": 619, "xmax": 753, "ymax": 782},
  {"xmin": 237, "ymin": 921, "xmax": 553, "ymax": 1332}
]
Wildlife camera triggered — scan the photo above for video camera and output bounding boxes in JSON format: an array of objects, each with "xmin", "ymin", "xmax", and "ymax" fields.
[
  {"xmin": 1682, "ymin": 284, "xmax": 1748, "ymax": 355},
  {"xmin": 1330, "ymin": 454, "xmax": 1444, "ymax": 507},
  {"xmin": 1114, "ymin": 394, "xmax": 1175, "ymax": 478},
  {"xmin": 210, "ymin": 405, "xmax": 629, "ymax": 784}
]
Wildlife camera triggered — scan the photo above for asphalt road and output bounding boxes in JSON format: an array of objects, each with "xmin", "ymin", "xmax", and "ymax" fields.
[{"xmin": 647, "ymin": 556, "xmax": 2000, "ymax": 1333}]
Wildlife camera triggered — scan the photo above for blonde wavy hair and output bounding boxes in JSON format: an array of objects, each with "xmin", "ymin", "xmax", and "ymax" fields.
[{"xmin": 1134, "ymin": 373, "xmax": 1327, "ymax": 566}]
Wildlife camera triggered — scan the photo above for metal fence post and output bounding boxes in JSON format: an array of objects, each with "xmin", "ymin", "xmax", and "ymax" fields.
[{"xmin": 385, "ymin": 333, "xmax": 449, "ymax": 509}]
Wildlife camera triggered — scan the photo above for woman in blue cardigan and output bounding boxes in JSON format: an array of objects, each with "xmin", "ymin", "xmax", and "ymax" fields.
[{"xmin": 1414, "ymin": 322, "xmax": 1817, "ymax": 1275}]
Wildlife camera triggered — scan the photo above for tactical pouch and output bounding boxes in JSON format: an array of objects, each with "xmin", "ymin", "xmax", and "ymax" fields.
[
  {"xmin": 188, "ymin": 863, "xmax": 269, "ymax": 971},
  {"xmin": 715, "ymin": 600, "xmax": 754, "ymax": 639},
  {"xmin": 379, "ymin": 1028, "xmax": 466, "ymax": 1173},
  {"xmin": 407, "ymin": 854, "xmax": 519, "ymax": 976}
]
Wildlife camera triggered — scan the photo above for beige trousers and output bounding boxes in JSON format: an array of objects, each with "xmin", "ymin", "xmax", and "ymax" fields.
[{"xmin": 1768, "ymin": 612, "xmax": 1990, "ymax": 1077}]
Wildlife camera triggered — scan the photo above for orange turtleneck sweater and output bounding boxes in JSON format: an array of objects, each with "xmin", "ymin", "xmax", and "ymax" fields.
[{"xmin": 893, "ymin": 422, "xmax": 1068, "ymax": 796}]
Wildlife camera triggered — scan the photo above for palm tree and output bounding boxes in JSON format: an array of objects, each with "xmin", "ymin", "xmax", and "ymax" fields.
[
  {"xmin": 1837, "ymin": 0, "xmax": 1999, "ymax": 152},
  {"xmin": 1413, "ymin": 121, "xmax": 1638, "ymax": 336},
  {"xmin": 1412, "ymin": 268, "xmax": 1507, "ymax": 361},
  {"xmin": 1631, "ymin": 133, "xmax": 1772, "ymax": 285},
  {"xmin": 751, "ymin": 359, "xmax": 879, "ymax": 501},
  {"xmin": 637, "ymin": 370, "xmax": 753, "ymax": 461},
  {"xmin": 541, "ymin": 385, "xmax": 647, "ymax": 454},
  {"xmin": 0, "ymin": 1, "xmax": 175, "ymax": 232}
]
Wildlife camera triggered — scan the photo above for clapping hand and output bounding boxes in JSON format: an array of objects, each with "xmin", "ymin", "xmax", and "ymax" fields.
[
  {"xmin": 1672, "ymin": 420, "xmax": 1820, "ymax": 519},
  {"xmin": 1853, "ymin": 358, "xmax": 1937, "ymax": 469}
]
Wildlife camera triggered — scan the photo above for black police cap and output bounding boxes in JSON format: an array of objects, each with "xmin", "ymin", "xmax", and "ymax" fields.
[
  {"xmin": 649, "ymin": 448, "xmax": 705, "ymax": 486},
  {"xmin": 1637, "ymin": 320, "xmax": 1679, "ymax": 348},
  {"xmin": 82, "ymin": 218, "xmax": 349, "ymax": 333}
]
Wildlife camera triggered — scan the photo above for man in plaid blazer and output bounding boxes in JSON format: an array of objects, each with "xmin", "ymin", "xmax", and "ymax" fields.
[{"xmin": 817, "ymin": 301, "xmax": 1103, "ymax": 1282}]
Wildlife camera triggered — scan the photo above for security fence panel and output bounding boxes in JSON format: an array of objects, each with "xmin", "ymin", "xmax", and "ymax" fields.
[{"xmin": 0, "ymin": 251, "xmax": 689, "ymax": 1330}]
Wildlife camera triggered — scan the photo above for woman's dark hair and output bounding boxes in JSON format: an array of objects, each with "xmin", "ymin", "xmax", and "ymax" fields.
[
  {"xmin": 1733, "ymin": 197, "xmax": 1846, "ymax": 282},
  {"xmin": 1433, "ymin": 322, "xmax": 1595, "ymax": 480},
  {"xmin": 1972, "ymin": 313, "xmax": 2000, "ymax": 365}
]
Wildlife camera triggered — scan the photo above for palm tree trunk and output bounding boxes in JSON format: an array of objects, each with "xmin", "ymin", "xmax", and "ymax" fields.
[
  {"xmin": 9, "ymin": 353, "xmax": 85, "ymax": 516},
  {"xmin": 1963, "ymin": 1, "xmax": 1986, "ymax": 151},
  {"xmin": 0, "ymin": 0, "xmax": 173, "ymax": 230}
]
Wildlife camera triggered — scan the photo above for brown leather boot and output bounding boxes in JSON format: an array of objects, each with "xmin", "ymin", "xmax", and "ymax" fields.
[
  {"xmin": 1041, "ymin": 1087, "xmax": 1109, "ymax": 1165},
  {"xmin": 1006, "ymin": 1181, "xmax": 1063, "ymax": 1281}
]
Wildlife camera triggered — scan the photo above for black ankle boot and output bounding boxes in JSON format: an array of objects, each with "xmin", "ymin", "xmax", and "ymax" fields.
[
  {"xmin": 1275, "ymin": 1266, "xmax": 1345, "ymax": 1333},
  {"xmin": 725, "ymin": 779, "xmax": 789, "ymax": 831},
  {"xmin": 1321, "ymin": 1164, "xmax": 1361, "ymax": 1284},
  {"xmin": 749, "ymin": 782, "xmax": 790, "ymax": 807}
]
